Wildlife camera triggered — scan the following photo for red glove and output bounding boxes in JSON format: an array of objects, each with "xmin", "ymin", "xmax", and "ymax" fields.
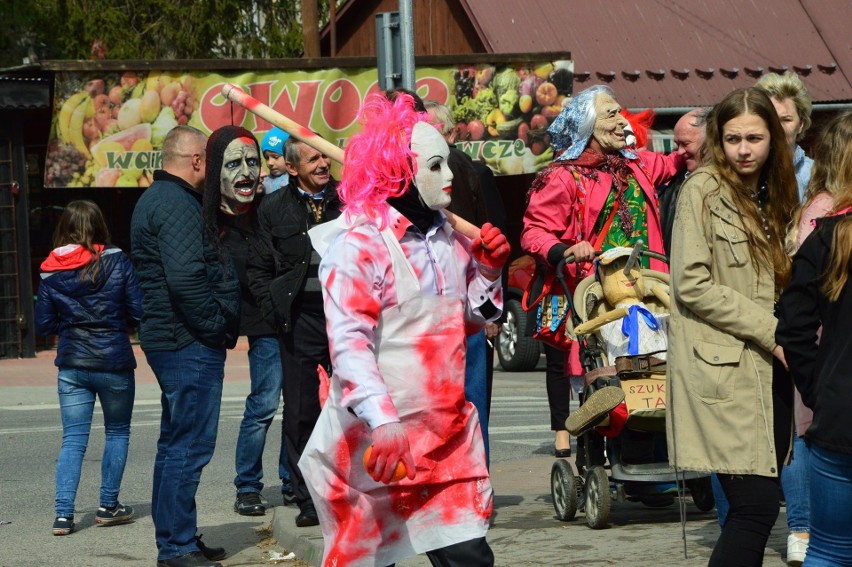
[
  {"xmin": 366, "ymin": 422, "xmax": 416, "ymax": 483},
  {"xmin": 471, "ymin": 222, "xmax": 510, "ymax": 279}
]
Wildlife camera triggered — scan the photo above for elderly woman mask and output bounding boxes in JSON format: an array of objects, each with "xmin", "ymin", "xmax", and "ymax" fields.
[
  {"xmin": 220, "ymin": 136, "xmax": 261, "ymax": 215},
  {"xmin": 591, "ymin": 94, "xmax": 630, "ymax": 153}
]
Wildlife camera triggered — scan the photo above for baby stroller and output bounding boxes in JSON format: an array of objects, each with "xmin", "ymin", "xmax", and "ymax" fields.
[{"xmin": 548, "ymin": 242, "xmax": 714, "ymax": 529}]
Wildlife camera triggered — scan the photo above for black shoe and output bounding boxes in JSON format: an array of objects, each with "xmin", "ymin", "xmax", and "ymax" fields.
[
  {"xmin": 295, "ymin": 504, "xmax": 319, "ymax": 527},
  {"xmin": 96, "ymin": 502, "xmax": 134, "ymax": 525},
  {"xmin": 234, "ymin": 492, "xmax": 265, "ymax": 516},
  {"xmin": 156, "ymin": 551, "xmax": 223, "ymax": 567},
  {"xmin": 281, "ymin": 488, "xmax": 297, "ymax": 506},
  {"xmin": 52, "ymin": 516, "xmax": 75, "ymax": 536},
  {"xmin": 554, "ymin": 447, "xmax": 572, "ymax": 458},
  {"xmin": 195, "ymin": 533, "xmax": 226, "ymax": 561}
]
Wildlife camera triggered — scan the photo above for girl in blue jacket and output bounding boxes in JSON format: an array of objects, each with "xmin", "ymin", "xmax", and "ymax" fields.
[{"xmin": 35, "ymin": 200, "xmax": 142, "ymax": 536}]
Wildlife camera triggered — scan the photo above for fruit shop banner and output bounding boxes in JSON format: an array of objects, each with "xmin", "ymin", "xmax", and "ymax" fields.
[{"xmin": 46, "ymin": 60, "xmax": 571, "ymax": 188}]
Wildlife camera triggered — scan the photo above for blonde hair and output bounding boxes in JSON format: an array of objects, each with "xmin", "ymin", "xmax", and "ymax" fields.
[
  {"xmin": 423, "ymin": 99, "xmax": 454, "ymax": 137},
  {"xmin": 755, "ymin": 71, "xmax": 813, "ymax": 139}
]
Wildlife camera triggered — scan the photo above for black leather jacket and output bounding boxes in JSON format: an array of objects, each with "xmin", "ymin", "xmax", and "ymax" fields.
[
  {"xmin": 247, "ymin": 178, "xmax": 341, "ymax": 333},
  {"xmin": 657, "ymin": 170, "xmax": 687, "ymax": 256}
]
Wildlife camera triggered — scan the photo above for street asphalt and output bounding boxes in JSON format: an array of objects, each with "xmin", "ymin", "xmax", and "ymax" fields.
[{"xmin": 0, "ymin": 341, "xmax": 790, "ymax": 566}]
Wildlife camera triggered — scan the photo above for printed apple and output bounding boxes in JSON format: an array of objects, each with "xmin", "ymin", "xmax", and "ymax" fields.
[
  {"xmin": 467, "ymin": 120, "xmax": 486, "ymax": 141},
  {"xmin": 120, "ymin": 71, "xmax": 138, "ymax": 89},
  {"xmin": 108, "ymin": 85, "xmax": 123, "ymax": 107},
  {"xmin": 530, "ymin": 114, "xmax": 548, "ymax": 131},
  {"xmin": 517, "ymin": 122, "xmax": 530, "ymax": 144},
  {"xmin": 519, "ymin": 94, "xmax": 534, "ymax": 114}
]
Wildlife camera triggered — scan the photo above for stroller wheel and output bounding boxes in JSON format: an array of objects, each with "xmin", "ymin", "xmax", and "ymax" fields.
[
  {"xmin": 687, "ymin": 477, "xmax": 716, "ymax": 512},
  {"xmin": 551, "ymin": 459, "xmax": 579, "ymax": 521},
  {"xmin": 584, "ymin": 465, "xmax": 611, "ymax": 529}
]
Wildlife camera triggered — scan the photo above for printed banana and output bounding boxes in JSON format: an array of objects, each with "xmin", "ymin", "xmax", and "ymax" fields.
[
  {"xmin": 67, "ymin": 99, "xmax": 91, "ymax": 156},
  {"xmin": 58, "ymin": 92, "xmax": 89, "ymax": 143}
]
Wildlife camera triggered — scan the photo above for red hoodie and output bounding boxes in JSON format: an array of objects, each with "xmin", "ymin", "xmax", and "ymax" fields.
[{"xmin": 41, "ymin": 244, "xmax": 104, "ymax": 273}]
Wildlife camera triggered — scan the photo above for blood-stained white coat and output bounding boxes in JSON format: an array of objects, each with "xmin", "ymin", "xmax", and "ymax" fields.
[{"xmin": 301, "ymin": 208, "xmax": 502, "ymax": 566}]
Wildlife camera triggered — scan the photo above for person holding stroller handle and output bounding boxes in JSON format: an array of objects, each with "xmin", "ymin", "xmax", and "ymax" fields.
[
  {"xmin": 521, "ymin": 84, "xmax": 684, "ymax": 465},
  {"xmin": 666, "ymin": 87, "xmax": 797, "ymax": 566}
]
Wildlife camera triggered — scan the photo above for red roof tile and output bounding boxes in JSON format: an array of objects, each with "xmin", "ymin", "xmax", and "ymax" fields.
[{"xmin": 459, "ymin": 0, "xmax": 851, "ymax": 108}]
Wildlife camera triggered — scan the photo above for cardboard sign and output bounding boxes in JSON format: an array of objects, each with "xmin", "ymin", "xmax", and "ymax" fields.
[{"xmin": 622, "ymin": 374, "xmax": 666, "ymax": 412}]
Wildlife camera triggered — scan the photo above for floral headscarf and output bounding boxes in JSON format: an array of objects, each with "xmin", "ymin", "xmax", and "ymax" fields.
[{"xmin": 549, "ymin": 85, "xmax": 636, "ymax": 161}]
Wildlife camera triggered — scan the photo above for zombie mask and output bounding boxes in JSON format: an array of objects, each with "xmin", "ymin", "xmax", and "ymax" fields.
[
  {"xmin": 220, "ymin": 136, "xmax": 260, "ymax": 215},
  {"xmin": 410, "ymin": 121, "xmax": 453, "ymax": 211}
]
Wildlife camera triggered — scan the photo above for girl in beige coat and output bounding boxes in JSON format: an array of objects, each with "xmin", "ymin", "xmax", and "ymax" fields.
[{"xmin": 666, "ymin": 87, "xmax": 798, "ymax": 566}]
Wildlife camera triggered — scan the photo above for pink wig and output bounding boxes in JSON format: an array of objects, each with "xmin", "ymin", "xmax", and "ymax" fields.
[{"xmin": 338, "ymin": 92, "xmax": 428, "ymax": 227}]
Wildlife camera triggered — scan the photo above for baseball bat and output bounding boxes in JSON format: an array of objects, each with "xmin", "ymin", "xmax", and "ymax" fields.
[{"xmin": 219, "ymin": 83, "xmax": 481, "ymax": 240}]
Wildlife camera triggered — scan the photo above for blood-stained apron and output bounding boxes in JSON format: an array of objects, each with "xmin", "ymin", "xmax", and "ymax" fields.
[{"xmin": 300, "ymin": 222, "xmax": 492, "ymax": 567}]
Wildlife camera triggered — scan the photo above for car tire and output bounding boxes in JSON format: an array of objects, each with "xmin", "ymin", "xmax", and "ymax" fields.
[{"xmin": 496, "ymin": 298, "xmax": 541, "ymax": 372}]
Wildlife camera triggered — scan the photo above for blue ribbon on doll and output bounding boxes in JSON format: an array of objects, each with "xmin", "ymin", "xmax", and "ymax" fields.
[{"xmin": 621, "ymin": 305, "xmax": 658, "ymax": 355}]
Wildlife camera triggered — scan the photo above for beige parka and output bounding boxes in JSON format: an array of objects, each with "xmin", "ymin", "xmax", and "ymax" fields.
[{"xmin": 666, "ymin": 167, "xmax": 787, "ymax": 477}]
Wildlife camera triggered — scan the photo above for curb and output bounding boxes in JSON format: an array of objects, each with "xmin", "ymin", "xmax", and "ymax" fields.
[{"xmin": 271, "ymin": 504, "xmax": 325, "ymax": 567}]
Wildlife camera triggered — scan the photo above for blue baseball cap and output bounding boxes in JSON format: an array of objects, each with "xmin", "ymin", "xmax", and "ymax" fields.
[{"xmin": 261, "ymin": 127, "xmax": 289, "ymax": 155}]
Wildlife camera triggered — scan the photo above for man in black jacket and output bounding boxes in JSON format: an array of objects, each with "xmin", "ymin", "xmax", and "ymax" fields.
[
  {"xmin": 658, "ymin": 108, "xmax": 708, "ymax": 254},
  {"xmin": 247, "ymin": 137, "xmax": 341, "ymax": 528},
  {"xmin": 131, "ymin": 125, "xmax": 240, "ymax": 567}
]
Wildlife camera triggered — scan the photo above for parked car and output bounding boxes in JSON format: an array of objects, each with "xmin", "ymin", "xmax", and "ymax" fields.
[{"xmin": 496, "ymin": 254, "xmax": 542, "ymax": 371}]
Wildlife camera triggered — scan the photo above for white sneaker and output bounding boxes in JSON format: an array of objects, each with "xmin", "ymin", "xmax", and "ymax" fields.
[{"xmin": 786, "ymin": 533, "xmax": 809, "ymax": 566}]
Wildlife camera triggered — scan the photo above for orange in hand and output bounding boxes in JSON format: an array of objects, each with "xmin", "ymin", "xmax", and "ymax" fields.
[{"xmin": 363, "ymin": 445, "xmax": 407, "ymax": 483}]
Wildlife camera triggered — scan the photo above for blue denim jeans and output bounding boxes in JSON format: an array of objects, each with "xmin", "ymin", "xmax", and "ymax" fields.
[
  {"xmin": 805, "ymin": 444, "xmax": 852, "ymax": 566},
  {"xmin": 711, "ymin": 473, "xmax": 729, "ymax": 527},
  {"xmin": 55, "ymin": 368, "xmax": 134, "ymax": 517},
  {"xmin": 465, "ymin": 330, "xmax": 489, "ymax": 467},
  {"xmin": 781, "ymin": 432, "xmax": 811, "ymax": 533},
  {"xmin": 146, "ymin": 342, "xmax": 226, "ymax": 561},
  {"xmin": 234, "ymin": 335, "xmax": 290, "ymax": 494}
]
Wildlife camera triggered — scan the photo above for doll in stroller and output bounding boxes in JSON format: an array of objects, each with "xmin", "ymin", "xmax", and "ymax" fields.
[{"xmin": 550, "ymin": 243, "xmax": 715, "ymax": 529}]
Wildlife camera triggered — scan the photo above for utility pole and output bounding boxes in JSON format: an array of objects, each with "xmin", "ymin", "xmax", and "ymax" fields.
[{"xmin": 302, "ymin": 0, "xmax": 320, "ymax": 58}]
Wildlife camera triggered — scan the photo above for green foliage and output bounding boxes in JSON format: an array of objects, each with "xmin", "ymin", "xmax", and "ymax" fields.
[{"xmin": 0, "ymin": 0, "xmax": 344, "ymax": 67}]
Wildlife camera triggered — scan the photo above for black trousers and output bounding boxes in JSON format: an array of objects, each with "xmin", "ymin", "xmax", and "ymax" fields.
[
  {"xmin": 709, "ymin": 359, "xmax": 793, "ymax": 567},
  {"xmin": 279, "ymin": 308, "xmax": 330, "ymax": 508},
  {"xmin": 544, "ymin": 344, "xmax": 571, "ymax": 430},
  {"xmin": 709, "ymin": 474, "xmax": 780, "ymax": 566},
  {"xmin": 388, "ymin": 537, "xmax": 494, "ymax": 567}
]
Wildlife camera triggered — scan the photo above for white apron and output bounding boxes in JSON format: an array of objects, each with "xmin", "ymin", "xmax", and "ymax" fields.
[{"xmin": 300, "ymin": 221, "xmax": 492, "ymax": 567}]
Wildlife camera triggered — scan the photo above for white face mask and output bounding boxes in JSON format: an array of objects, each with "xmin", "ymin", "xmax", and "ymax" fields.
[
  {"xmin": 411, "ymin": 121, "xmax": 453, "ymax": 211},
  {"xmin": 220, "ymin": 137, "xmax": 260, "ymax": 215}
]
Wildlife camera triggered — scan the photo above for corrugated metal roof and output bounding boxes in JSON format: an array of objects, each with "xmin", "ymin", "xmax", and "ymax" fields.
[
  {"xmin": 0, "ymin": 75, "xmax": 51, "ymax": 110},
  {"xmin": 459, "ymin": 0, "xmax": 852, "ymax": 108}
]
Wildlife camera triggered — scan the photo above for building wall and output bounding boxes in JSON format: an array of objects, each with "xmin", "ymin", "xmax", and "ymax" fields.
[{"xmin": 323, "ymin": 0, "xmax": 485, "ymax": 57}]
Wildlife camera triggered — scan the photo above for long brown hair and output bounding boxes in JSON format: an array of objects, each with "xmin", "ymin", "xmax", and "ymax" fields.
[
  {"xmin": 815, "ymin": 112, "xmax": 852, "ymax": 301},
  {"xmin": 52, "ymin": 200, "xmax": 111, "ymax": 282},
  {"xmin": 788, "ymin": 111, "xmax": 852, "ymax": 253},
  {"xmin": 703, "ymin": 87, "xmax": 798, "ymax": 291}
]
